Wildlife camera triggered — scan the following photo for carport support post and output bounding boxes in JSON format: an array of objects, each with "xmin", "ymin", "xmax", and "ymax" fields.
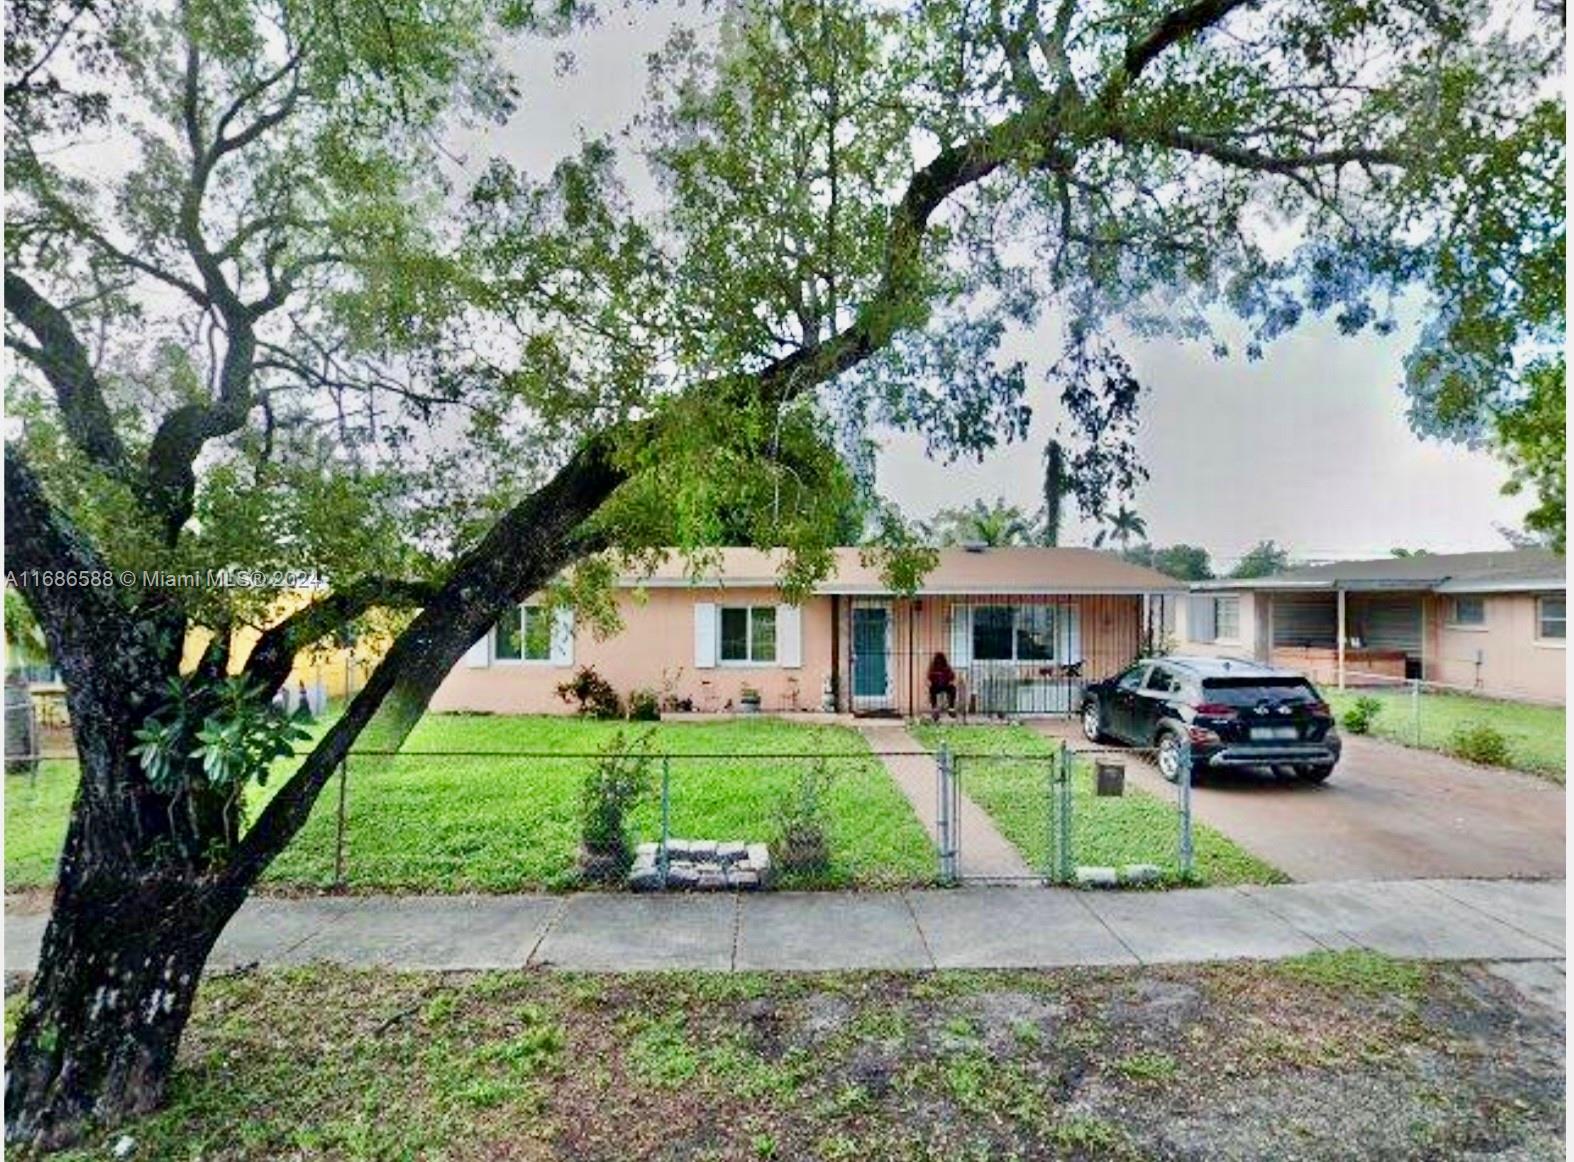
[
  {"xmin": 1411, "ymin": 678, "xmax": 1421, "ymax": 746},
  {"xmin": 1177, "ymin": 735, "xmax": 1194, "ymax": 881},
  {"xmin": 1336, "ymin": 587, "xmax": 1347, "ymax": 690}
]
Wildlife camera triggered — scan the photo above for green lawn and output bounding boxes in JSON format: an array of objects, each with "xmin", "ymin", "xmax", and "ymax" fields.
[
  {"xmin": 1324, "ymin": 688, "xmax": 1566, "ymax": 782},
  {"xmin": 910, "ymin": 724, "xmax": 1285, "ymax": 886},
  {"xmin": 6, "ymin": 716, "xmax": 936, "ymax": 892}
]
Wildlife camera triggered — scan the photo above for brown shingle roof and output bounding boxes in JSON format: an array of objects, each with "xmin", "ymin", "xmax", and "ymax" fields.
[{"xmin": 622, "ymin": 546, "xmax": 1182, "ymax": 594}]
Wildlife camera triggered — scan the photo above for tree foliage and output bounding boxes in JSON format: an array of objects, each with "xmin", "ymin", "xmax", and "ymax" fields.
[
  {"xmin": 3, "ymin": 0, "xmax": 1563, "ymax": 1145},
  {"xmin": 1229, "ymin": 539, "xmax": 1294, "ymax": 580}
]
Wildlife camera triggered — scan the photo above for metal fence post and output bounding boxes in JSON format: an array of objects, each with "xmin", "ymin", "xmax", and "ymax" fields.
[
  {"xmin": 660, "ymin": 754, "xmax": 671, "ymax": 889},
  {"xmin": 1177, "ymin": 735, "xmax": 1194, "ymax": 881},
  {"xmin": 333, "ymin": 753, "xmax": 348, "ymax": 888},
  {"xmin": 1411, "ymin": 678, "xmax": 1422, "ymax": 746},
  {"xmin": 936, "ymin": 744, "xmax": 956, "ymax": 884},
  {"xmin": 1057, "ymin": 740, "xmax": 1073, "ymax": 883}
]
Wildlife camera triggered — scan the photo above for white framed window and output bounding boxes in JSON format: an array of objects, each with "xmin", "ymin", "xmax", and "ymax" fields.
[
  {"xmin": 494, "ymin": 605, "xmax": 553, "ymax": 662},
  {"xmin": 971, "ymin": 604, "xmax": 1057, "ymax": 662},
  {"xmin": 1536, "ymin": 596, "xmax": 1565, "ymax": 642},
  {"xmin": 719, "ymin": 605, "xmax": 777, "ymax": 664},
  {"xmin": 1448, "ymin": 597, "xmax": 1486, "ymax": 628},
  {"xmin": 1215, "ymin": 596, "xmax": 1241, "ymax": 641},
  {"xmin": 1187, "ymin": 595, "xmax": 1239, "ymax": 643}
]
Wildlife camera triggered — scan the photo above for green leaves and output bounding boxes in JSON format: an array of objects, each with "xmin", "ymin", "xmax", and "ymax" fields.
[{"xmin": 131, "ymin": 675, "xmax": 311, "ymax": 796}]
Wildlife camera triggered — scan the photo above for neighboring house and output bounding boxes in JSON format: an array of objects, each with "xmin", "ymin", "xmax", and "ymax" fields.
[
  {"xmin": 1177, "ymin": 550, "xmax": 1566, "ymax": 703},
  {"xmin": 433, "ymin": 547, "xmax": 1183, "ymax": 716}
]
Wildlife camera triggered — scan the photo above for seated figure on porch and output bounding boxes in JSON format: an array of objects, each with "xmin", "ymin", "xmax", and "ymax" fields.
[{"xmin": 927, "ymin": 652, "xmax": 959, "ymax": 720}]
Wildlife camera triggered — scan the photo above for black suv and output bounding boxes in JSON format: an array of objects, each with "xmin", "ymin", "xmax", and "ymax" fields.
[{"xmin": 1080, "ymin": 656, "xmax": 1341, "ymax": 783}]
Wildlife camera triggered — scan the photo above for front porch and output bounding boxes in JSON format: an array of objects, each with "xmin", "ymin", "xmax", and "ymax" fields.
[{"xmin": 831, "ymin": 592, "xmax": 1166, "ymax": 717}]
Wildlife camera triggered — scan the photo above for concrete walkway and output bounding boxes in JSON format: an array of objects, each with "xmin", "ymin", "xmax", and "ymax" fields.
[
  {"xmin": 6, "ymin": 879, "xmax": 1563, "ymax": 974},
  {"xmin": 857, "ymin": 722, "xmax": 1034, "ymax": 880}
]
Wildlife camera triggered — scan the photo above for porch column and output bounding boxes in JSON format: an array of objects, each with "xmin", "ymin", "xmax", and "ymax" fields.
[
  {"xmin": 1141, "ymin": 592, "xmax": 1152, "ymax": 651},
  {"xmin": 1336, "ymin": 587, "xmax": 1347, "ymax": 690}
]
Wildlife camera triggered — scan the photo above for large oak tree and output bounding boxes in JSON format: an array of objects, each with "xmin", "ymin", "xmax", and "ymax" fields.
[{"xmin": 4, "ymin": 0, "xmax": 1560, "ymax": 1146}]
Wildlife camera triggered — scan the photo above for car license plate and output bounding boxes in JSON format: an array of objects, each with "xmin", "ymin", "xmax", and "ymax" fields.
[{"xmin": 1250, "ymin": 726, "xmax": 1299, "ymax": 741}]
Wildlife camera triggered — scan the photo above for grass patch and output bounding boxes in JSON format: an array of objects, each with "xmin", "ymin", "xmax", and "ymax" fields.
[
  {"xmin": 1324, "ymin": 688, "xmax": 1564, "ymax": 782},
  {"xmin": 18, "ymin": 960, "xmax": 1549, "ymax": 1162},
  {"xmin": 910, "ymin": 724, "xmax": 1284, "ymax": 885},
  {"xmin": 6, "ymin": 716, "xmax": 935, "ymax": 892},
  {"xmin": 1273, "ymin": 950, "xmax": 1427, "ymax": 1000}
]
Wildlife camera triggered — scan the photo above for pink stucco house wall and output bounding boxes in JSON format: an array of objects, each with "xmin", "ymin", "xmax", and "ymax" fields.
[
  {"xmin": 431, "ymin": 547, "xmax": 1183, "ymax": 716},
  {"xmin": 1176, "ymin": 549, "xmax": 1566, "ymax": 704}
]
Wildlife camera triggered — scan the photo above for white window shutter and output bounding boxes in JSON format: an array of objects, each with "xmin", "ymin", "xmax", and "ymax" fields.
[
  {"xmin": 949, "ymin": 603, "xmax": 972, "ymax": 665},
  {"xmin": 550, "ymin": 608, "xmax": 575, "ymax": 666},
  {"xmin": 1189, "ymin": 595, "xmax": 1216, "ymax": 643},
  {"xmin": 463, "ymin": 628, "xmax": 492, "ymax": 668},
  {"xmin": 694, "ymin": 602, "xmax": 717, "ymax": 668},
  {"xmin": 777, "ymin": 604, "xmax": 802, "ymax": 668},
  {"xmin": 1064, "ymin": 606, "xmax": 1083, "ymax": 664}
]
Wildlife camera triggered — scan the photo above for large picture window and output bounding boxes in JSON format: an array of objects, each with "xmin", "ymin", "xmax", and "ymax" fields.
[
  {"xmin": 719, "ymin": 606, "xmax": 777, "ymax": 663},
  {"xmin": 495, "ymin": 605, "xmax": 552, "ymax": 661},
  {"xmin": 972, "ymin": 604, "xmax": 1057, "ymax": 662},
  {"xmin": 1537, "ymin": 596, "xmax": 1565, "ymax": 641}
]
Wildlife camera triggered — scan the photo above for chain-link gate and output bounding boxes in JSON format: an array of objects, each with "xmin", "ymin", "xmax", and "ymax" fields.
[{"xmin": 937, "ymin": 738, "xmax": 1195, "ymax": 886}]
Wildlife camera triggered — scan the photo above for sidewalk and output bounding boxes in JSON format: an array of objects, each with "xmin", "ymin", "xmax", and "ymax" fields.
[
  {"xmin": 6, "ymin": 879, "xmax": 1563, "ymax": 974},
  {"xmin": 857, "ymin": 721, "xmax": 1033, "ymax": 880}
]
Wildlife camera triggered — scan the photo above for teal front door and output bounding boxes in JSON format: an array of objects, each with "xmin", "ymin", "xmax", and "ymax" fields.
[{"xmin": 851, "ymin": 606, "xmax": 891, "ymax": 706}]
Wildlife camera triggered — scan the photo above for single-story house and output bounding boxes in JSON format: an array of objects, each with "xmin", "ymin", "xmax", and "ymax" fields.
[
  {"xmin": 1176, "ymin": 549, "xmax": 1566, "ymax": 703},
  {"xmin": 432, "ymin": 547, "xmax": 1183, "ymax": 717}
]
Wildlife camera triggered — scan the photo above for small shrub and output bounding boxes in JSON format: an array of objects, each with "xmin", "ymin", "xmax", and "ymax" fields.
[
  {"xmin": 772, "ymin": 759, "xmax": 832, "ymax": 874},
  {"xmin": 578, "ymin": 730, "xmax": 654, "ymax": 880},
  {"xmin": 1340, "ymin": 696, "xmax": 1383, "ymax": 735},
  {"xmin": 627, "ymin": 688, "xmax": 661, "ymax": 722},
  {"xmin": 1448, "ymin": 722, "xmax": 1512, "ymax": 767},
  {"xmin": 556, "ymin": 666, "xmax": 622, "ymax": 719}
]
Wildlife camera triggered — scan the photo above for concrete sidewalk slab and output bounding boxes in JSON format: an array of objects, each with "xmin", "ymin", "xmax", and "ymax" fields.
[
  {"xmin": 735, "ymin": 893, "xmax": 931, "ymax": 970},
  {"xmin": 532, "ymin": 894, "xmax": 734, "ymax": 971},
  {"xmin": 1239, "ymin": 880, "xmax": 1564, "ymax": 961},
  {"xmin": 1422, "ymin": 878, "xmax": 1567, "ymax": 953},
  {"xmin": 210, "ymin": 897, "xmax": 356, "ymax": 968},
  {"xmin": 908, "ymin": 887, "xmax": 1136, "ymax": 968},
  {"xmin": 295, "ymin": 896, "xmax": 560, "ymax": 969},
  {"xmin": 5, "ymin": 912, "xmax": 44, "ymax": 971},
  {"xmin": 1082, "ymin": 887, "xmax": 1324, "ymax": 964},
  {"xmin": 1482, "ymin": 960, "xmax": 1566, "ymax": 1015}
]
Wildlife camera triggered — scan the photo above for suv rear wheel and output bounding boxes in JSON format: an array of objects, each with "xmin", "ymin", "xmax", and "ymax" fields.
[{"xmin": 1296, "ymin": 764, "xmax": 1333, "ymax": 784}]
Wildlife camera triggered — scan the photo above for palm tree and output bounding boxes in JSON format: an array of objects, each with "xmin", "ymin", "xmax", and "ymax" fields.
[
  {"xmin": 1039, "ymin": 439, "xmax": 1067, "ymax": 546},
  {"xmin": 1094, "ymin": 505, "xmax": 1147, "ymax": 550},
  {"xmin": 923, "ymin": 498, "xmax": 1037, "ymax": 547}
]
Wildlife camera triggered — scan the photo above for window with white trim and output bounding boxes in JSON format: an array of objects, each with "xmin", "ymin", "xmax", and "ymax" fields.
[
  {"xmin": 1448, "ymin": 597, "xmax": 1486, "ymax": 627},
  {"xmin": 719, "ymin": 606, "xmax": 777, "ymax": 663},
  {"xmin": 495, "ymin": 605, "xmax": 552, "ymax": 661},
  {"xmin": 972, "ymin": 604, "xmax": 1056, "ymax": 662},
  {"xmin": 1215, "ymin": 596, "xmax": 1241, "ymax": 641},
  {"xmin": 1537, "ymin": 596, "xmax": 1565, "ymax": 641}
]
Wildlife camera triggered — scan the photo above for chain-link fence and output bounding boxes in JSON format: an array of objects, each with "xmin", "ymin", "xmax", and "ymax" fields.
[
  {"xmin": 938, "ymin": 740, "xmax": 1196, "ymax": 886},
  {"xmin": 1325, "ymin": 670, "xmax": 1564, "ymax": 779}
]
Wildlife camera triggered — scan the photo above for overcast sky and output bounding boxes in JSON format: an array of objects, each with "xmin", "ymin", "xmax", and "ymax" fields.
[{"xmin": 472, "ymin": 4, "xmax": 1534, "ymax": 570}]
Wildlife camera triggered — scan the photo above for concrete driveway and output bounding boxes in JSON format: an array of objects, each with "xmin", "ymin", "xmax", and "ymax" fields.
[{"xmin": 1033, "ymin": 721, "xmax": 1565, "ymax": 882}]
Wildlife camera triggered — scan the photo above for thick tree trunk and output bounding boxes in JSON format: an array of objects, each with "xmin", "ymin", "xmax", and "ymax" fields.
[{"xmin": 4, "ymin": 833, "xmax": 243, "ymax": 1149}]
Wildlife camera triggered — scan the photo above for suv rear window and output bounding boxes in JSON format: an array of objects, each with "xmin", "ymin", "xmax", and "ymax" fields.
[{"xmin": 1200, "ymin": 678, "xmax": 1320, "ymax": 706}]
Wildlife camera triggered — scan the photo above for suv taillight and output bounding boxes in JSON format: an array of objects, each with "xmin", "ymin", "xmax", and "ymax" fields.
[
  {"xmin": 1304, "ymin": 700, "xmax": 1330, "ymax": 715},
  {"xmin": 1193, "ymin": 702, "xmax": 1237, "ymax": 718}
]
